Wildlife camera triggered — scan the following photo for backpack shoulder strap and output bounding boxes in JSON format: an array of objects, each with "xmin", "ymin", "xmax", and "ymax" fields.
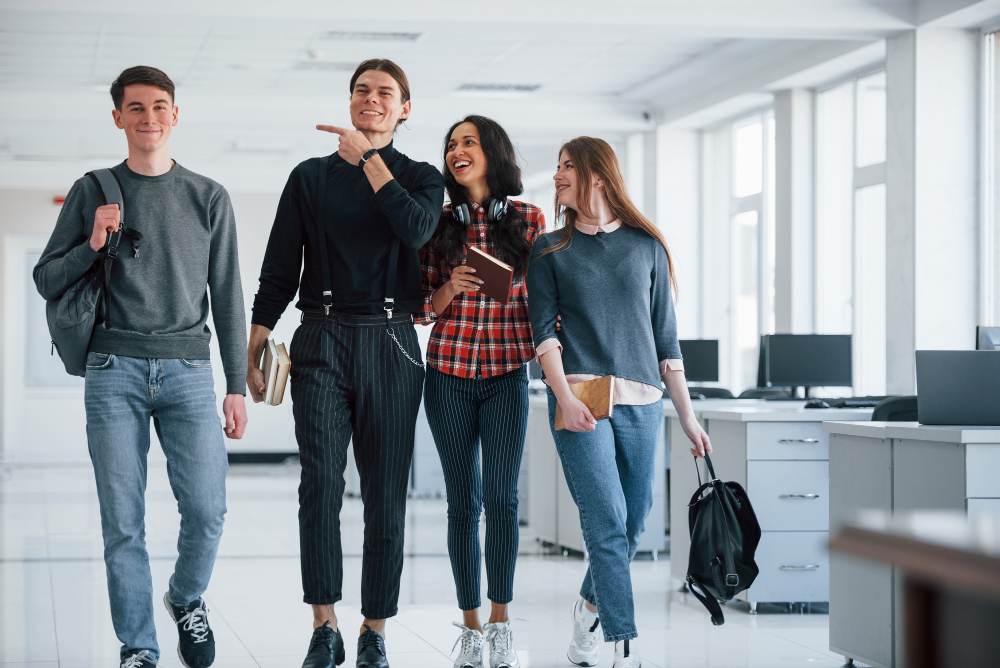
[{"xmin": 85, "ymin": 168, "xmax": 126, "ymax": 328}]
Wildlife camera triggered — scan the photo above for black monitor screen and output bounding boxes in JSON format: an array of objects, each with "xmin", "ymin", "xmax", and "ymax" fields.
[
  {"xmin": 678, "ymin": 340, "xmax": 719, "ymax": 382},
  {"xmin": 765, "ymin": 334, "xmax": 852, "ymax": 387}
]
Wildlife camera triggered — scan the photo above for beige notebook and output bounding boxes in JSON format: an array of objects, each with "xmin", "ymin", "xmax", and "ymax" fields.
[
  {"xmin": 554, "ymin": 376, "xmax": 615, "ymax": 430},
  {"xmin": 262, "ymin": 339, "xmax": 291, "ymax": 406}
]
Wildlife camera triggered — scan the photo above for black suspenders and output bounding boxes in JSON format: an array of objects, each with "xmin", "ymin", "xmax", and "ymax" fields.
[{"xmin": 313, "ymin": 155, "xmax": 401, "ymax": 320}]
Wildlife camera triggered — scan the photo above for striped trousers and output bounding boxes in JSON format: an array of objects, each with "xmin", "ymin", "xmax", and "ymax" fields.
[
  {"xmin": 289, "ymin": 310, "xmax": 424, "ymax": 619},
  {"xmin": 423, "ymin": 364, "xmax": 529, "ymax": 610}
]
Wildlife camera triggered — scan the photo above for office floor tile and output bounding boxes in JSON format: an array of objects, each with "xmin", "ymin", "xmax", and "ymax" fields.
[{"xmin": 1, "ymin": 464, "xmax": 860, "ymax": 667}]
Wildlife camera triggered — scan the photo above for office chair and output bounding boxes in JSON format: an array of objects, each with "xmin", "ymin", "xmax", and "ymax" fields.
[
  {"xmin": 871, "ymin": 396, "xmax": 917, "ymax": 422},
  {"xmin": 692, "ymin": 387, "xmax": 735, "ymax": 399},
  {"xmin": 738, "ymin": 387, "xmax": 793, "ymax": 400}
]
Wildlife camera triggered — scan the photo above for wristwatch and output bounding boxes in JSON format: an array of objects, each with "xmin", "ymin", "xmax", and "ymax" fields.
[{"xmin": 359, "ymin": 148, "xmax": 378, "ymax": 167}]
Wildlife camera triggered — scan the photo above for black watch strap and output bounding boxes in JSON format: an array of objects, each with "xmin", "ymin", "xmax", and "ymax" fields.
[{"xmin": 359, "ymin": 148, "xmax": 378, "ymax": 166}]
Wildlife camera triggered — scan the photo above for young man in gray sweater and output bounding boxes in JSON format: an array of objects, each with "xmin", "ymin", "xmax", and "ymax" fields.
[{"xmin": 33, "ymin": 66, "xmax": 248, "ymax": 668}]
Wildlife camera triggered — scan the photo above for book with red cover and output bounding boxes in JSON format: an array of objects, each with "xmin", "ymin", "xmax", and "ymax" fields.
[{"xmin": 466, "ymin": 246, "xmax": 513, "ymax": 305}]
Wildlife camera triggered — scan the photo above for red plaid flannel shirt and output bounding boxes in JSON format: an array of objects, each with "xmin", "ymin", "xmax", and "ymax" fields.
[{"xmin": 418, "ymin": 200, "xmax": 545, "ymax": 378}]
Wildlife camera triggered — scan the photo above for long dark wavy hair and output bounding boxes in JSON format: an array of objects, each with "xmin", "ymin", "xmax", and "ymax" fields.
[{"xmin": 427, "ymin": 115, "xmax": 532, "ymax": 276}]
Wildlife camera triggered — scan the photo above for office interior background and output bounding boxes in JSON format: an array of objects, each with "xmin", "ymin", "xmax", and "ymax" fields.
[{"xmin": 3, "ymin": 1, "xmax": 1000, "ymax": 667}]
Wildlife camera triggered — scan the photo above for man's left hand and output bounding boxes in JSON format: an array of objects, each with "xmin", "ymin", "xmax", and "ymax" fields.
[
  {"xmin": 223, "ymin": 393, "xmax": 248, "ymax": 439},
  {"xmin": 317, "ymin": 125, "xmax": 373, "ymax": 167}
]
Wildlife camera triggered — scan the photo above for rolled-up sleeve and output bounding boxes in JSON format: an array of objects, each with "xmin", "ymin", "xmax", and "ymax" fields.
[
  {"xmin": 417, "ymin": 242, "xmax": 444, "ymax": 325},
  {"xmin": 527, "ymin": 236, "xmax": 560, "ymax": 352}
]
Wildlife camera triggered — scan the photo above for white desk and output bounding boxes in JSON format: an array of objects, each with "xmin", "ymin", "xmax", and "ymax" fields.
[
  {"xmin": 825, "ymin": 422, "xmax": 1000, "ymax": 668},
  {"xmin": 667, "ymin": 404, "xmax": 872, "ymax": 611}
]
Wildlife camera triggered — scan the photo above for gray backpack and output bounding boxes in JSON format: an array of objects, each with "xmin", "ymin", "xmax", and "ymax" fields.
[{"xmin": 46, "ymin": 169, "xmax": 139, "ymax": 376}]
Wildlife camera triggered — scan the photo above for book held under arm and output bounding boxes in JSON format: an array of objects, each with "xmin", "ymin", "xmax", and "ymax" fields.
[
  {"xmin": 465, "ymin": 246, "xmax": 513, "ymax": 305},
  {"xmin": 554, "ymin": 375, "xmax": 616, "ymax": 430},
  {"xmin": 261, "ymin": 338, "xmax": 291, "ymax": 406}
]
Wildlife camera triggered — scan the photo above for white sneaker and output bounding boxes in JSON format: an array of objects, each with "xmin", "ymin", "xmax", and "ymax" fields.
[
  {"xmin": 483, "ymin": 621, "xmax": 520, "ymax": 668},
  {"xmin": 450, "ymin": 622, "xmax": 484, "ymax": 668},
  {"xmin": 567, "ymin": 599, "xmax": 601, "ymax": 666},
  {"xmin": 613, "ymin": 639, "xmax": 640, "ymax": 667}
]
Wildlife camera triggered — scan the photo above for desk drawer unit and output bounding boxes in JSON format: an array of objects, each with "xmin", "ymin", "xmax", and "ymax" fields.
[
  {"xmin": 746, "ymin": 422, "xmax": 828, "ymax": 460},
  {"xmin": 748, "ymin": 460, "xmax": 830, "ymax": 531},
  {"xmin": 748, "ymin": 531, "xmax": 829, "ymax": 603}
]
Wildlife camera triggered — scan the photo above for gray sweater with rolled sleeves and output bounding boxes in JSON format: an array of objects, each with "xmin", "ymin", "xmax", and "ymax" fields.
[
  {"xmin": 526, "ymin": 225, "xmax": 682, "ymax": 388},
  {"xmin": 33, "ymin": 161, "xmax": 248, "ymax": 395}
]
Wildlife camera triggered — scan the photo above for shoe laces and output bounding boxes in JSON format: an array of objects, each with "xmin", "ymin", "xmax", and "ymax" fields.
[
  {"xmin": 484, "ymin": 622, "xmax": 512, "ymax": 656},
  {"xmin": 575, "ymin": 603, "xmax": 599, "ymax": 650},
  {"xmin": 121, "ymin": 650, "xmax": 155, "ymax": 668},
  {"xmin": 178, "ymin": 604, "xmax": 210, "ymax": 643},
  {"xmin": 359, "ymin": 625, "xmax": 385, "ymax": 655},
  {"xmin": 450, "ymin": 622, "xmax": 482, "ymax": 659},
  {"xmin": 309, "ymin": 620, "xmax": 335, "ymax": 653}
]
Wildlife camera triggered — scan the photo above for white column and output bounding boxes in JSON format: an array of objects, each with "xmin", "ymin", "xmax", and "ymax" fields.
[
  {"xmin": 625, "ymin": 132, "xmax": 646, "ymax": 215},
  {"xmin": 885, "ymin": 28, "xmax": 979, "ymax": 394},
  {"xmin": 656, "ymin": 127, "xmax": 702, "ymax": 338},
  {"xmin": 773, "ymin": 89, "xmax": 815, "ymax": 334}
]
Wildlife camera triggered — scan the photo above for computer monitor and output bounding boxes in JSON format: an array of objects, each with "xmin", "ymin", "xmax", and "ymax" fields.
[
  {"xmin": 759, "ymin": 334, "xmax": 852, "ymax": 391},
  {"xmin": 976, "ymin": 326, "xmax": 1000, "ymax": 351},
  {"xmin": 678, "ymin": 340, "xmax": 719, "ymax": 382}
]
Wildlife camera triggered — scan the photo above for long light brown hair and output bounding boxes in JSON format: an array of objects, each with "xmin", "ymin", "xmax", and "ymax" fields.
[{"xmin": 542, "ymin": 136, "xmax": 678, "ymax": 297}]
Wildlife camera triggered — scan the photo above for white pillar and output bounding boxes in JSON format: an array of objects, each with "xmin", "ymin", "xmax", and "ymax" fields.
[
  {"xmin": 625, "ymin": 132, "xmax": 646, "ymax": 215},
  {"xmin": 885, "ymin": 28, "xmax": 979, "ymax": 394},
  {"xmin": 656, "ymin": 127, "xmax": 702, "ymax": 338},
  {"xmin": 773, "ymin": 89, "xmax": 815, "ymax": 334}
]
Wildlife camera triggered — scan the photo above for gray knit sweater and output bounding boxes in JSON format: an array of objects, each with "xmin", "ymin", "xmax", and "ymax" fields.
[
  {"xmin": 33, "ymin": 161, "xmax": 248, "ymax": 395},
  {"xmin": 526, "ymin": 225, "xmax": 681, "ymax": 388}
]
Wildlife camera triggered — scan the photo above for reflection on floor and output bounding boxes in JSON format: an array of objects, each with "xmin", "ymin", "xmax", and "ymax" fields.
[{"xmin": 1, "ymin": 464, "xmax": 849, "ymax": 667}]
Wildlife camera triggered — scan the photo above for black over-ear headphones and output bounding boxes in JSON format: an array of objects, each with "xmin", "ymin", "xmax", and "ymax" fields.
[{"xmin": 452, "ymin": 197, "xmax": 508, "ymax": 226}]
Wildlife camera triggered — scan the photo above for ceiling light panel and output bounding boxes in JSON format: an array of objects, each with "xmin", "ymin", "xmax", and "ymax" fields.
[{"xmin": 321, "ymin": 31, "xmax": 421, "ymax": 42}]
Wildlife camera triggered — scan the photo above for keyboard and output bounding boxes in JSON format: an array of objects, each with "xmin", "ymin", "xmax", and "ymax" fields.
[{"xmin": 827, "ymin": 396, "xmax": 886, "ymax": 409}]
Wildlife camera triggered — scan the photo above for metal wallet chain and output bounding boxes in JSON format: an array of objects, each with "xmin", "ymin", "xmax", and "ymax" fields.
[{"xmin": 386, "ymin": 324, "xmax": 424, "ymax": 368}]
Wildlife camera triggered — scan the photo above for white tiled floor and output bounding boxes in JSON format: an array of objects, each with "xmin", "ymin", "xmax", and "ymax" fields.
[{"xmin": 1, "ymin": 464, "xmax": 851, "ymax": 667}]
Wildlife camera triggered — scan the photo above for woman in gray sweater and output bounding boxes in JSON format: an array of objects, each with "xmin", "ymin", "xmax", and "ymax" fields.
[{"xmin": 527, "ymin": 137, "xmax": 712, "ymax": 668}]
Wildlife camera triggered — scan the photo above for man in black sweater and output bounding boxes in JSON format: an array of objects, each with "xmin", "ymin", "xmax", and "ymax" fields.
[{"xmin": 247, "ymin": 59, "xmax": 444, "ymax": 668}]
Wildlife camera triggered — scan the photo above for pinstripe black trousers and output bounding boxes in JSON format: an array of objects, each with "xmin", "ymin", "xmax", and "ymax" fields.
[
  {"xmin": 289, "ymin": 310, "xmax": 425, "ymax": 618},
  {"xmin": 423, "ymin": 364, "xmax": 528, "ymax": 610}
]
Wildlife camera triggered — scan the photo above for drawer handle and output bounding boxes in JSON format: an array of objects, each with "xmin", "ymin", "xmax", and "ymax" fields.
[
  {"xmin": 780, "ymin": 564, "xmax": 821, "ymax": 571},
  {"xmin": 780, "ymin": 493, "xmax": 821, "ymax": 499},
  {"xmin": 778, "ymin": 438, "xmax": 820, "ymax": 443}
]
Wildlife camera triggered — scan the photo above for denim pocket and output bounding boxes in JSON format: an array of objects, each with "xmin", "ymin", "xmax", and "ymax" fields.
[
  {"xmin": 85, "ymin": 352, "xmax": 114, "ymax": 370},
  {"xmin": 181, "ymin": 359, "xmax": 213, "ymax": 369}
]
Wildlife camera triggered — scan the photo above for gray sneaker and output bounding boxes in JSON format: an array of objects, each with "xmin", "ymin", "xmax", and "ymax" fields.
[
  {"xmin": 450, "ymin": 622, "xmax": 484, "ymax": 668},
  {"xmin": 120, "ymin": 650, "xmax": 157, "ymax": 668},
  {"xmin": 567, "ymin": 599, "xmax": 600, "ymax": 667},
  {"xmin": 483, "ymin": 621, "xmax": 520, "ymax": 668}
]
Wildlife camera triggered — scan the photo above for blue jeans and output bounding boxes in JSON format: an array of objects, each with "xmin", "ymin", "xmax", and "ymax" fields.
[
  {"xmin": 84, "ymin": 353, "xmax": 229, "ymax": 660},
  {"xmin": 547, "ymin": 390, "xmax": 662, "ymax": 642}
]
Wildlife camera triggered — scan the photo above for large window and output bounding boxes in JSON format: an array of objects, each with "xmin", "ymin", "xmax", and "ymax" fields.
[
  {"xmin": 985, "ymin": 31, "xmax": 1000, "ymax": 327},
  {"xmin": 815, "ymin": 71, "xmax": 887, "ymax": 395}
]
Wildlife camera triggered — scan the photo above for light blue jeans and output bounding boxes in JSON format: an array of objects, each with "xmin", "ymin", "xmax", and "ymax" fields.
[
  {"xmin": 547, "ymin": 389, "xmax": 662, "ymax": 642},
  {"xmin": 84, "ymin": 353, "xmax": 228, "ymax": 660}
]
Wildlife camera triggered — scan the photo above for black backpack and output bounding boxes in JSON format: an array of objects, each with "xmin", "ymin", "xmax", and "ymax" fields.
[
  {"xmin": 685, "ymin": 453, "xmax": 761, "ymax": 626},
  {"xmin": 46, "ymin": 169, "xmax": 140, "ymax": 376}
]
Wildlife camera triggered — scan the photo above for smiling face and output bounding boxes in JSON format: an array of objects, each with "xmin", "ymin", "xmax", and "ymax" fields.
[
  {"xmin": 112, "ymin": 84, "xmax": 177, "ymax": 154},
  {"xmin": 349, "ymin": 69, "xmax": 410, "ymax": 135},
  {"xmin": 554, "ymin": 150, "xmax": 579, "ymax": 210},
  {"xmin": 445, "ymin": 122, "xmax": 488, "ymax": 193}
]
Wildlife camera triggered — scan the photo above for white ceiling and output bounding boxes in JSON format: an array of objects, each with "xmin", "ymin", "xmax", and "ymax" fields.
[{"xmin": 0, "ymin": 0, "xmax": 996, "ymax": 192}]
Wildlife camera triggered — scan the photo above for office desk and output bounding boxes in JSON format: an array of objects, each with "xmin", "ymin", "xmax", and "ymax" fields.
[
  {"xmin": 830, "ymin": 512, "xmax": 1000, "ymax": 668},
  {"xmin": 667, "ymin": 405, "xmax": 872, "ymax": 611},
  {"xmin": 825, "ymin": 422, "xmax": 1000, "ymax": 668},
  {"xmin": 526, "ymin": 394, "xmax": 666, "ymax": 555}
]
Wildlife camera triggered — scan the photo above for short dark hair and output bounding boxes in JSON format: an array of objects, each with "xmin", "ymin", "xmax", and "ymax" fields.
[
  {"xmin": 349, "ymin": 58, "xmax": 411, "ymax": 105},
  {"xmin": 110, "ymin": 66, "xmax": 175, "ymax": 111}
]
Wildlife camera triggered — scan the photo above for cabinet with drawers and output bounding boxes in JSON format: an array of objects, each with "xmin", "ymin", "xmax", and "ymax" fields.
[{"xmin": 668, "ymin": 406, "xmax": 872, "ymax": 610}]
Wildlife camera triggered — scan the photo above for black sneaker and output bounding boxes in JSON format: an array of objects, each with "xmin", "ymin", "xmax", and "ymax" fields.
[
  {"xmin": 120, "ymin": 650, "xmax": 157, "ymax": 668},
  {"xmin": 356, "ymin": 625, "xmax": 389, "ymax": 668},
  {"xmin": 303, "ymin": 620, "xmax": 346, "ymax": 668},
  {"xmin": 163, "ymin": 593, "xmax": 215, "ymax": 668}
]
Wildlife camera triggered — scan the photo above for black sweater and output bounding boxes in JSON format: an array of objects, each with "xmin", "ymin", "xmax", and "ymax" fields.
[{"xmin": 251, "ymin": 143, "xmax": 445, "ymax": 327}]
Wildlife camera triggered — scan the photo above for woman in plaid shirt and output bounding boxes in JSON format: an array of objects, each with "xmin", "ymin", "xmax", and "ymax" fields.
[{"xmin": 417, "ymin": 115, "xmax": 544, "ymax": 668}]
